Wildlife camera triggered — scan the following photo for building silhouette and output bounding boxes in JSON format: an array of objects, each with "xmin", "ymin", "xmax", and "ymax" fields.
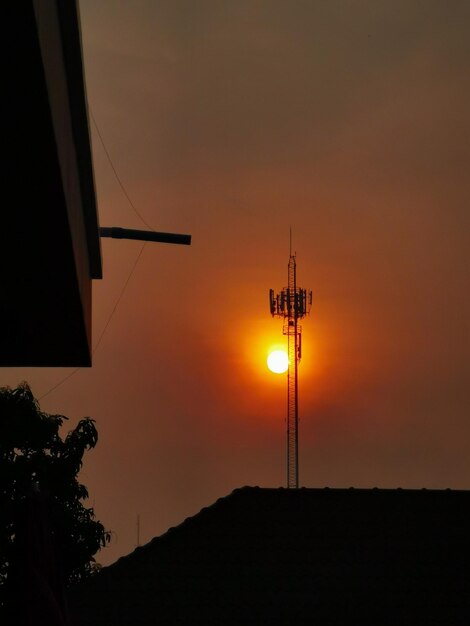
[
  {"xmin": 69, "ymin": 486, "xmax": 470, "ymax": 625},
  {"xmin": 3, "ymin": 1, "xmax": 101, "ymax": 366}
]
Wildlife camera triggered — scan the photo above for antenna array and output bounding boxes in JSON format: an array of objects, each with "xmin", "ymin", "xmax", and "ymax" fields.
[{"xmin": 269, "ymin": 253, "xmax": 312, "ymax": 488}]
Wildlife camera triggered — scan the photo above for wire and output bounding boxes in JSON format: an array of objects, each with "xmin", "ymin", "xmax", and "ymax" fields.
[
  {"xmin": 92, "ymin": 242, "xmax": 146, "ymax": 355},
  {"xmin": 39, "ymin": 110, "xmax": 151, "ymax": 402},
  {"xmin": 89, "ymin": 110, "xmax": 155, "ymax": 232},
  {"xmin": 39, "ymin": 368, "xmax": 81, "ymax": 401},
  {"xmin": 38, "ymin": 242, "xmax": 146, "ymax": 401}
]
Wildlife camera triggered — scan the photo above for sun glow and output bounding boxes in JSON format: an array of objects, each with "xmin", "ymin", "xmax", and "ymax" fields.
[{"xmin": 267, "ymin": 350, "xmax": 288, "ymax": 374}]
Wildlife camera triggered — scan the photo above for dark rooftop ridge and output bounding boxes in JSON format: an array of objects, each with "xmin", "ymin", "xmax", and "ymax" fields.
[{"xmin": 70, "ymin": 486, "xmax": 470, "ymax": 625}]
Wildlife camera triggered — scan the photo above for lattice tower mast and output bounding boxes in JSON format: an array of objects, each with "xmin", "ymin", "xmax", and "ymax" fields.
[{"xmin": 270, "ymin": 253, "xmax": 312, "ymax": 488}]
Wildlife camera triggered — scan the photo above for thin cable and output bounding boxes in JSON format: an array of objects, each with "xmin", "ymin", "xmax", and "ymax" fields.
[
  {"xmin": 39, "ymin": 368, "xmax": 81, "ymax": 401},
  {"xmin": 92, "ymin": 242, "xmax": 146, "ymax": 355},
  {"xmin": 90, "ymin": 110, "xmax": 154, "ymax": 232},
  {"xmin": 39, "ymin": 110, "xmax": 150, "ymax": 402},
  {"xmin": 38, "ymin": 243, "xmax": 146, "ymax": 401}
]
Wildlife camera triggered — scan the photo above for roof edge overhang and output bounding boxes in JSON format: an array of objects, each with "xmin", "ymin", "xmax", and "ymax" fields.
[{"xmin": 33, "ymin": 0, "xmax": 102, "ymax": 280}]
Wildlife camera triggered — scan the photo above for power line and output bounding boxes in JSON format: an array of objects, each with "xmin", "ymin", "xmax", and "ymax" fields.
[
  {"xmin": 38, "ymin": 367, "xmax": 81, "ymax": 401},
  {"xmin": 90, "ymin": 110, "xmax": 154, "ymax": 231},
  {"xmin": 39, "ymin": 110, "xmax": 150, "ymax": 402},
  {"xmin": 92, "ymin": 242, "xmax": 146, "ymax": 355},
  {"xmin": 38, "ymin": 242, "xmax": 146, "ymax": 401}
]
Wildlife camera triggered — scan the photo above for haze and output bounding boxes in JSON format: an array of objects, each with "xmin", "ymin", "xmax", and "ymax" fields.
[{"xmin": 2, "ymin": 0, "xmax": 469, "ymax": 565}]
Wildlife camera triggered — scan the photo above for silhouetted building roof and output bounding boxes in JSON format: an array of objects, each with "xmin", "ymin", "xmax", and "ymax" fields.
[
  {"xmin": 3, "ymin": 1, "xmax": 101, "ymax": 366},
  {"xmin": 69, "ymin": 486, "xmax": 470, "ymax": 625}
]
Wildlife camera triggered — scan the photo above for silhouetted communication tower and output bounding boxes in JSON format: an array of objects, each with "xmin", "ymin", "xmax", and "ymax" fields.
[{"xmin": 269, "ymin": 253, "xmax": 312, "ymax": 488}]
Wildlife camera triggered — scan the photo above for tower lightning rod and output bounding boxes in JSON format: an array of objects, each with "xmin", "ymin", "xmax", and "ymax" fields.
[
  {"xmin": 100, "ymin": 227, "xmax": 191, "ymax": 246},
  {"xmin": 269, "ymin": 246, "xmax": 312, "ymax": 489}
]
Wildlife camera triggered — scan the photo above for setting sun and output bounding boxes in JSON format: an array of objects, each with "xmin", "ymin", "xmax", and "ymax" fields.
[{"xmin": 267, "ymin": 350, "xmax": 288, "ymax": 374}]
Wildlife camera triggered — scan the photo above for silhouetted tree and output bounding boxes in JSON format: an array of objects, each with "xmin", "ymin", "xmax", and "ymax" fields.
[{"xmin": 0, "ymin": 383, "xmax": 109, "ymax": 621}]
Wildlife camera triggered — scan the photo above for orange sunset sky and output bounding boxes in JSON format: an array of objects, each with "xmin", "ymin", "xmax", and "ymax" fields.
[{"xmin": 2, "ymin": 0, "xmax": 469, "ymax": 565}]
